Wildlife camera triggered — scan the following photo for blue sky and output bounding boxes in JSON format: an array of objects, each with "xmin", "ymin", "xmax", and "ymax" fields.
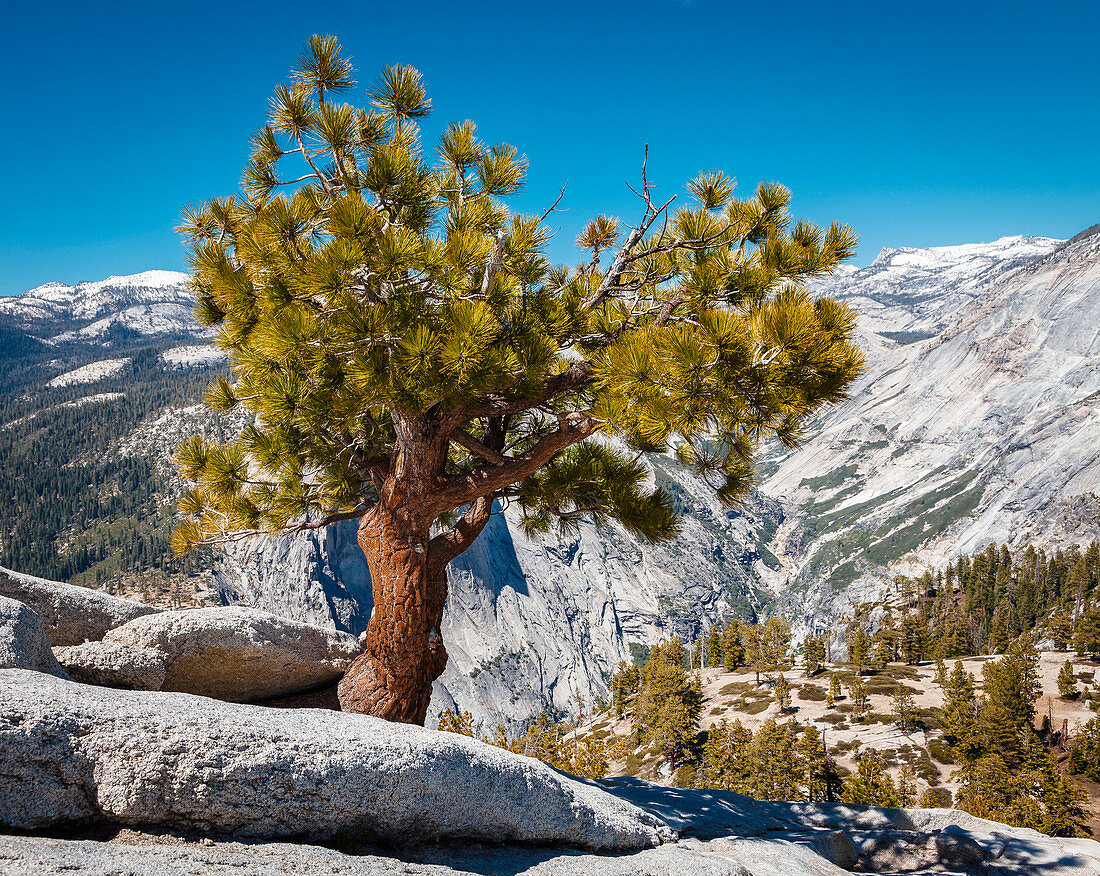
[{"xmin": 2, "ymin": 0, "xmax": 1097, "ymax": 295}]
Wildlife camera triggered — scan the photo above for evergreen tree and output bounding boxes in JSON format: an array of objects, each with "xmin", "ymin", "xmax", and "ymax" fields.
[
  {"xmin": 1075, "ymin": 605, "xmax": 1100, "ymax": 658},
  {"xmin": 846, "ymin": 618, "xmax": 871, "ymax": 671},
  {"xmin": 871, "ymin": 634, "xmax": 893, "ymax": 670},
  {"xmin": 701, "ymin": 719, "xmax": 753, "ymax": 791},
  {"xmin": 827, "ymin": 672, "xmax": 842, "ymax": 707},
  {"xmin": 980, "ymin": 637, "xmax": 1042, "ymax": 750},
  {"xmin": 892, "ymin": 687, "xmax": 920, "ymax": 733},
  {"xmin": 745, "ymin": 624, "xmax": 765, "ymax": 685},
  {"xmin": 764, "ymin": 616, "xmax": 793, "ymax": 669},
  {"xmin": 706, "ymin": 626, "xmax": 722, "ymax": 668},
  {"xmin": 1068, "ymin": 717, "xmax": 1100, "ymax": 781},
  {"xmin": 1049, "ymin": 611, "xmax": 1074, "ymax": 651},
  {"xmin": 899, "ymin": 610, "xmax": 929, "ymax": 664},
  {"xmin": 773, "ymin": 672, "xmax": 791, "ymax": 712},
  {"xmin": 748, "ymin": 720, "xmax": 799, "ymax": 800},
  {"xmin": 720, "ymin": 622, "xmax": 744, "ymax": 671},
  {"xmin": 850, "ymin": 677, "xmax": 869, "ymax": 720},
  {"xmin": 1057, "ymin": 660, "xmax": 1079, "ymax": 699},
  {"xmin": 611, "ymin": 659, "xmax": 640, "ymax": 718},
  {"xmin": 940, "ymin": 661, "xmax": 977, "ymax": 746},
  {"xmin": 802, "ymin": 633, "xmax": 826, "ymax": 676},
  {"xmin": 843, "ymin": 751, "xmax": 901, "ymax": 807},
  {"xmin": 167, "ymin": 36, "xmax": 862, "ymax": 726},
  {"xmin": 635, "ymin": 639, "xmax": 702, "ymax": 769},
  {"xmin": 170, "ymin": 36, "xmax": 864, "ymax": 722},
  {"xmin": 796, "ymin": 724, "xmax": 842, "ymax": 802}
]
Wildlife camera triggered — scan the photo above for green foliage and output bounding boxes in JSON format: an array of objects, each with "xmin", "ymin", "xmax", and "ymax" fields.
[
  {"xmin": 633, "ymin": 639, "xmax": 702, "ymax": 768},
  {"xmin": 939, "ymin": 661, "xmax": 977, "ymax": 746},
  {"xmin": 802, "ymin": 633, "xmax": 826, "ymax": 675},
  {"xmin": 919, "ymin": 786, "xmax": 952, "ymax": 808},
  {"xmin": 173, "ymin": 35, "xmax": 865, "ymax": 559},
  {"xmin": 849, "ymin": 677, "xmax": 869, "ymax": 719},
  {"xmin": 610, "ymin": 660, "xmax": 639, "ymax": 718},
  {"xmin": 1076, "ymin": 604, "xmax": 1100, "ymax": 658},
  {"xmin": 773, "ymin": 673, "xmax": 791, "ymax": 711},
  {"xmin": 942, "ymin": 640, "xmax": 1089, "ymax": 837},
  {"xmin": 1058, "ymin": 660, "xmax": 1080, "ymax": 699},
  {"xmin": 891, "ymin": 688, "xmax": 920, "ymax": 733},
  {"xmin": 440, "ymin": 709, "xmax": 614, "ymax": 780},
  {"xmin": 1068, "ymin": 717, "xmax": 1100, "ymax": 782},
  {"xmin": 843, "ymin": 750, "xmax": 901, "ymax": 807}
]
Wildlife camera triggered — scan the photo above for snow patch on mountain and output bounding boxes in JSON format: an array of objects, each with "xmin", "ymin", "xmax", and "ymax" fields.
[
  {"xmin": 812, "ymin": 235, "xmax": 1061, "ymax": 338},
  {"xmin": 60, "ymin": 393, "xmax": 126, "ymax": 408},
  {"xmin": 160, "ymin": 345, "xmax": 228, "ymax": 369},
  {"xmin": 47, "ymin": 358, "xmax": 131, "ymax": 388}
]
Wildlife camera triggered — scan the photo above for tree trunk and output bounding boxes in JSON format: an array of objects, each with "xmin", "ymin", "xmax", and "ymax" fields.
[{"xmin": 337, "ymin": 491, "xmax": 448, "ymax": 724}]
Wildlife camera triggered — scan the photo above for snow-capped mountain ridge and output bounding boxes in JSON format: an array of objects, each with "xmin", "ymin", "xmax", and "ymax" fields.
[
  {"xmin": 813, "ymin": 235, "xmax": 1061, "ymax": 337},
  {"xmin": 0, "ymin": 270, "xmax": 200, "ymax": 343}
]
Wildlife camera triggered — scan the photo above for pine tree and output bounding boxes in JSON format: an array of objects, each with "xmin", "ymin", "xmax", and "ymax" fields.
[
  {"xmin": 701, "ymin": 718, "xmax": 752, "ymax": 791},
  {"xmin": 802, "ymin": 633, "xmax": 826, "ymax": 676},
  {"xmin": 764, "ymin": 616, "xmax": 793, "ymax": 669},
  {"xmin": 611, "ymin": 659, "xmax": 639, "ymax": 717},
  {"xmin": 871, "ymin": 634, "xmax": 893, "ymax": 670},
  {"xmin": 940, "ymin": 661, "xmax": 977, "ymax": 746},
  {"xmin": 720, "ymin": 622, "xmax": 744, "ymax": 671},
  {"xmin": 892, "ymin": 687, "xmax": 920, "ymax": 733},
  {"xmin": 850, "ymin": 677, "xmax": 869, "ymax": 720},
  {"xmin": 706, "ymin": 626, "xmax": 722, "ymax": 668},
  {"xmin": 826, "ymin": 672, "xmax": 842, "ymax": 707},
  {"xmin": 774, "ymin": 672, "xmax": 791, "ymax": 712},
  {"xmin": 170, "ymin": 37, "xmax": 865, "ymax": 722},
  {"xmin": 1058, "ymin": 660, "xmax": 1079, "ymax": 699},
  {"xmin": 745, "ymin": 624, "xmax": 765, "ymax": 686},
  {"xmin": 1075, "ymin": 605, "xmax": 1100, "ymax": 658},
  {"xmin": 796, "ymin": 724, "xmax": 841, "ymax": 802},
  {"xmin": 635, "ymin": 639, "xmax": 702, "ymax": 769},
  {"xmin": 846, "ymin": 619, "xmax": 871, "ymax": 671},
  {"xmin": 843, "ymin": 750, "xmax": 901, "ymax": 807},
  {"xmin": 748, "ymin": 719, "xmax": 799, "ymax": 800}
]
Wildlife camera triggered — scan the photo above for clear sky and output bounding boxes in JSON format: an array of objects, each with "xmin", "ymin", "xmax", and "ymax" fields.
[{"xmin": 2, "ymin": 0, "xmax": 1097, "ymax": 295}]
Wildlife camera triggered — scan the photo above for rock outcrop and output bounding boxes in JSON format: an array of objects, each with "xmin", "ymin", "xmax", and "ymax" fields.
[
  {"xmin": 2, "ymin": 781, "xmax": 1099, "ymax": 875},
  {"xmin": 99, "ymin": 606, "xmax": 361, "ymax": 701},
  {"xmin": 0, "ymin": 566, "xmax": 159, "ymax": 646},
  {"xmin": 0, "ymin": 597, "xmax": 68, "ymax": 678},
  {"xmin": 0, "ymin": 670, "xmax": 667, "ymax": 850},
  {"xmin": 53, "ymin": 641, "xmax": 166, "ymax": 690}
]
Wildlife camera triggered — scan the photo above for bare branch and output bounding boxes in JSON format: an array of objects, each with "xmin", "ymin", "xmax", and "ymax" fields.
[{"xmin": 451, "ymin": 429, "xmax": 508, "ymax": 465}]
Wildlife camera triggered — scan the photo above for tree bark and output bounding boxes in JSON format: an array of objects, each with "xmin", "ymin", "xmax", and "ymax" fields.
[{"xmin": 337, "ymin": 489, "xmax": 448, "ymax": 724}]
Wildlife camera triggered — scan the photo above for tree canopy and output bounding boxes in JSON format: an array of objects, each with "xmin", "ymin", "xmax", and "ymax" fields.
[{"xmin": 172, "ymin": 34, "xmax": 864, "ymax": 557}]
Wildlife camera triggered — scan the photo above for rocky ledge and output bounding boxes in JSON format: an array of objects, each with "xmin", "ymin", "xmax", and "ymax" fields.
[{"xmin": 2, "ymin": 670, "xmax": 1100, "ymax": 874}]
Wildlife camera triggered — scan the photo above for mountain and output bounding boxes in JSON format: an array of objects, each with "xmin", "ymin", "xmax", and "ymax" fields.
[
  {"xmin": 0, "ymin": 271, "xmax": 199, "ymax": 344},
  {"xmin": 2, "ymin": 228, "xmax": 1099, "ymax": 730},
  {"xmin": 758, "ymin": 231, "xmax": 1100, "ymax": 630}
]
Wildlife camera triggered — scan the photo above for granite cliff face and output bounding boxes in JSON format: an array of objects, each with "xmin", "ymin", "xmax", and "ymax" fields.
[{"xmin": 758, "ymin": 230, "xmax": 1100, "ymax": 632}]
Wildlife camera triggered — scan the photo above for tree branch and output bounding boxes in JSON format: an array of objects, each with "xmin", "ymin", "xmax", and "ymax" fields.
[
  {"xmin": 432, "ymin": 411, "xmax": 598, "ymax": 514},
  {"xmin": 428, "ymin": 493, "xmax": 495, "ymax": 568}
]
